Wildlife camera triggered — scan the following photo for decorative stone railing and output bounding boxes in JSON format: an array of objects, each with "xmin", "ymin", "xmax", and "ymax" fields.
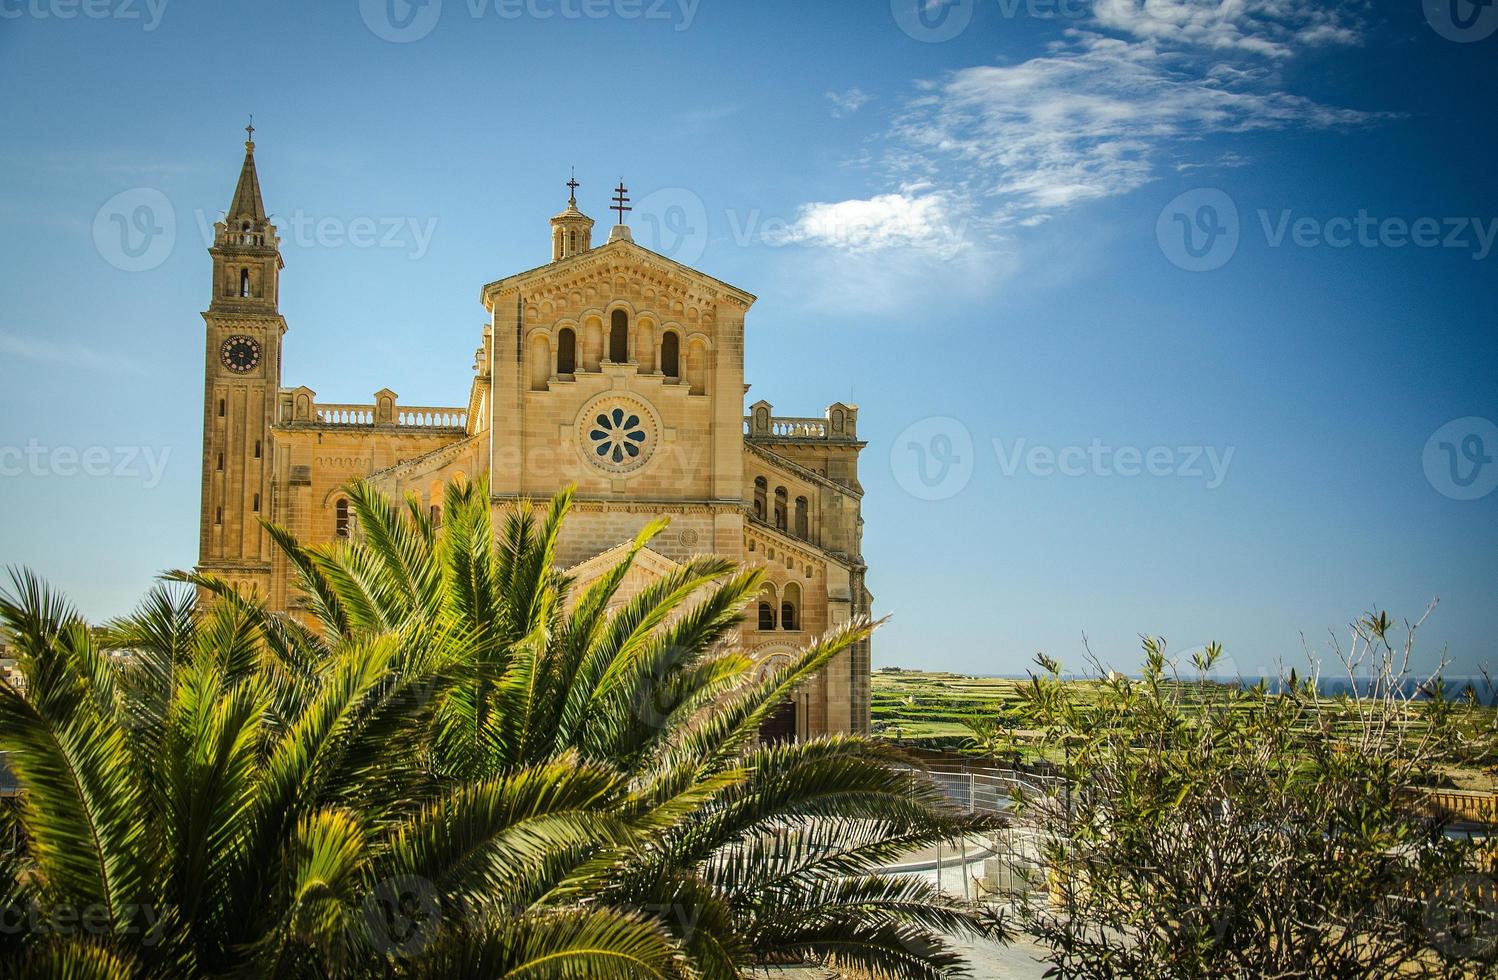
[
  {"xmin": 744, "ymin": 402, "xmax": 859, "ymax": 441},
  {"xmin": 308, "ymin": 404, "xmax": 467, "ymax": 430}
]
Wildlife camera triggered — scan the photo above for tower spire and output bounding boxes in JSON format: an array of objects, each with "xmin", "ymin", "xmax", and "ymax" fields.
[{"xmin": 228, "ymin": 119, "xmax": 266, "ymax": 223}]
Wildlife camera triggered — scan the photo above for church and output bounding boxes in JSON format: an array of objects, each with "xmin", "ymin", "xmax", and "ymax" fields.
[{"xmin": 194, "ymin": 129, "xmax": 872, "ymax": 737}]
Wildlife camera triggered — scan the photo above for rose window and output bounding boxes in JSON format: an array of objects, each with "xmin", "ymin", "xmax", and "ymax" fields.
[
  {"xmin": 589, "ymin": 407, "xmax": 647, "ymax": 464},
  {"xmin": 575, "ymin": 393, "xmax": 660, "ymax": 476}
]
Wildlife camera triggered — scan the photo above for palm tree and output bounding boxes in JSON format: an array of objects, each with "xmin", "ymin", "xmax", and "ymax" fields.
[{"xmin": 0, "ymin": 478, "xmax": 1007, "ymax": 977}]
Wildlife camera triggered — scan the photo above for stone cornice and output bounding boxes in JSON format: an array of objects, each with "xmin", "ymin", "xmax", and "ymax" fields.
[{"xmin": 480, "ymin": 239, "xmax": 755, "ymax": 309}]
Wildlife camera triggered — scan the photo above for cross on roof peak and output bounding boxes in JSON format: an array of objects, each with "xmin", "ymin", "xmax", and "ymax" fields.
[{"xmin": 611, "ymin": 180, "xmax": 631, "ymax": 225}]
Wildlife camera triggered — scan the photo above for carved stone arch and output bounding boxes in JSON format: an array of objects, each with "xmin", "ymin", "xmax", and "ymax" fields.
[
  {"xmin": 756, "ymin": 581, "xmax": 778, "ymax": 631},
  {"xmin": 636, "ymin": 315, "xmax": 657, "ymax": 373},
  {"xmin": 749, "ymin": 643, "xmax": 797, "ymax": 683},
  {"xmin": 685, "ymin": 334, "xmax": 711, "ymax": 395},
  {"xmin": 528, "ymin": 333, "xmax": 551, "ymax": 391}
]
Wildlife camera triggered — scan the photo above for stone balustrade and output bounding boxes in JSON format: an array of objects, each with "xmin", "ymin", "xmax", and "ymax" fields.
[
  {"xmin": 312, "ymin": 404, "xmax": 467, "ymax": 430},
  {"xmin": 744, "ymin": 400, "xmax": 859, "ymax": 441},
  {"xmin": 282, "ymin": 387, "xmax": 468, "ymax": 431}
]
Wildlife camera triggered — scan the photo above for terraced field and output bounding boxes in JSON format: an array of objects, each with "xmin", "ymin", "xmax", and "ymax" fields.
[{"xmin": 870, "ymin": 669, "xmax": 1037, "ymax": 750}]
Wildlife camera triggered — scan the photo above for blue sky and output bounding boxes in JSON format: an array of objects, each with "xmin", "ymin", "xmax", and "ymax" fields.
[{"xmin": 0, "ymin": 0, "xmax": 1494, "ymax": 678}]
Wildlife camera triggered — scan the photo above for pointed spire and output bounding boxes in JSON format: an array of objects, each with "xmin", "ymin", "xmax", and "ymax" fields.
[{"xmin": 228, "ymin": 117, "xmax": 267, "ymax": 223}]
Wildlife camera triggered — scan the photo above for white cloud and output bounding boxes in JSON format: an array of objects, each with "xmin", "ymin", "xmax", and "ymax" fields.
[
  {"xmin": 826, "ymin": 87, "xmax": 872, "ymax": 118},
  {"xmin": 770, "ymin": 190, "xmax": 967, "ymax": 256},
  {"xmin": 887, "ymin": 32, "xmax": 1383, "ymax": 222},
  {"xmin": 1091, "ymin": 0, "xmax": 1365, "ymax": 58}
]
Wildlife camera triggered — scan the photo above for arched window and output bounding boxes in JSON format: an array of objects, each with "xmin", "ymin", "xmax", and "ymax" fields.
[
  {"xmin": 557, "ymin": 327, "xmax": 577, "ymax": 374},
  {"xmin": 758, "ymin": 602, "xmax": 776, "ymax": 631},
  {"xmin": 215, "ymin": 507, "xmax": 223, "ymax": 526},
  {"xmin": 794, "ymin": 496, "xmax": 808, "ymax": 539},
  {"xmin": 774, "ymin": 487, "xmax": 788, "ymax": 531},
  {"xmin": 217, "ymin": 453, "xmax": 224, "ymax": 472},
  {"xmin": 252, "ymin": 493, "xmax": 261, "ymax": 513},
  {"xmin": 753, "ymin": 477, "xmax": 767, "ymax": 521},
  {"xmin": 254, "ymin": 440, "xmax": 262, "ymax": 460},
  {"xmin": 430, "ymin": 504, "xmax": 440, "ymax": 525},
  {"xmin": 660, "ymin": 332, "xmax": 680, "ymax": 378},
  {"xmin": 782, "ymin": 582, "xmax": 801, "ymax": 631},
  {"xmin": 609, "ymin": 309, "xmax": 629, "ymax": 363},
  {"xmin": 335, "ymin": 498, "xmax": 350, "ymax": 539},
  {"xmin": 239, "ymin": 268, "xmax": 251, "ymax": 297}
]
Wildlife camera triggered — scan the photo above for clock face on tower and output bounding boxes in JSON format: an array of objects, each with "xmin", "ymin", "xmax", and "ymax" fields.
[{"xmin": 220, "ymin": 335, "xmax": 262, "ymax": 373}]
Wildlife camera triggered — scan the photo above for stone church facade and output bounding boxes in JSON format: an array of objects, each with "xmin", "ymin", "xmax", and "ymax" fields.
[{"xmin": 195, "ymin": 132, "xmax": 872, "ymax": 736}]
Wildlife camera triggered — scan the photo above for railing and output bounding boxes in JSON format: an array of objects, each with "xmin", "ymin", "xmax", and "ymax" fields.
[
  {"xmin": 398, "ymin": 407, "xmax": 468, "ymax": 428},
  {"xmin": 311, "ymin": 404, "xmax": 468, "ymax": 430},
  {"xmin": 744, "ymin": 416, "xmax": 828, "ymax": 439}
]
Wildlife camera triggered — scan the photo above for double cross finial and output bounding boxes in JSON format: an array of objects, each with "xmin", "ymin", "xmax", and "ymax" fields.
[
  {"xmin": 245, "ymin": 114, "xmax": 255, "ymax": 145},
  {"xmin": 566, "ymin": 167, "xmax": 579, "ymax": 205},
  {"xmin": 611, "ymin": 180, "xmax": 631, "ymax": 225}
]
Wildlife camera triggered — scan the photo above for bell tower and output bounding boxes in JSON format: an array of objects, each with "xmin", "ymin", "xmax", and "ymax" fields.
[
  {"xmin": 197, "ymin": 122, "xmax": 286, "ymax": 598},
  {"xmin": 550, "ymin": 173, "xmax": 595, "ymax": 262}
]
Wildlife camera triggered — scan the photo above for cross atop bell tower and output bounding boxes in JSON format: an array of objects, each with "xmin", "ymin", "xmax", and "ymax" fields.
[{"xmin": 550, "ymin": 168, "xmax": 595, "ymax": 262}]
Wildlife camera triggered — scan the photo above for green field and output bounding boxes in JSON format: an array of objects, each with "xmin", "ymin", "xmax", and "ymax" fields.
[{"xmin": 871, "ymin": 669, "xmax": 1037, "ymax": 749}]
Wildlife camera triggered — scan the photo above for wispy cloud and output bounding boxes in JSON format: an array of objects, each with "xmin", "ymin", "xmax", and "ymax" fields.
[
  {"xmin": 1091, "ymin": 0, "xmax": 1366, "ymax": 58},
  {"xmin": 826, "ymin": 87, "xmax": 872, "ymax": 118},
  {"xmin": 890, "ymin": 32, "xmax": 1383, "ymax": 223},
  {"xmin": 787, "ymin": 3, "xmax": 1384, "ymax": 271},
  {"xmin": 0, "ymin": 331, "xmax": 148, "ymax": 376}
]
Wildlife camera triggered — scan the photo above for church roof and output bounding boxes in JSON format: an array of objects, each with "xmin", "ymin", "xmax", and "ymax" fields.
[
  {"xmin": 228, "ymin": 137, "xmax": 267, "ymax": 223},
  {"xmin": 480, "ymin": 236, "xmax": 756, "ymax": 308}
]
